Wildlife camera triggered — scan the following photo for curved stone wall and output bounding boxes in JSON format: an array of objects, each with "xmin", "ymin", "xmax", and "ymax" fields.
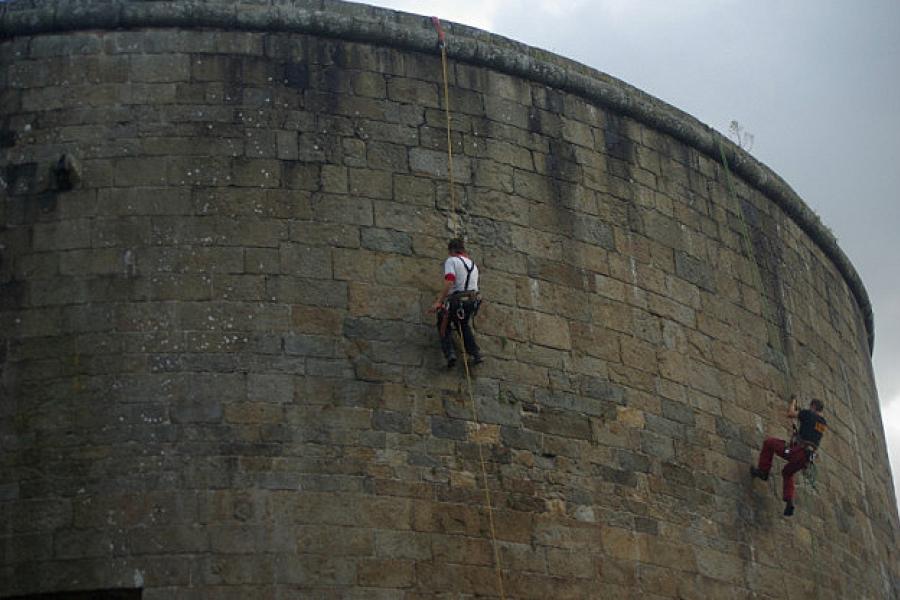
[{"xmin": 1, "ymin": 1, "xmax": 897, "ymax": 598}]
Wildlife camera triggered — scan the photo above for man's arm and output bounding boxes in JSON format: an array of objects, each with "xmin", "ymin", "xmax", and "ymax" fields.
[
  {"xmin": 428, "ymin": 278, "xmax": 453, "ymax": 313},
  {"xmin": 786, "ymin": 395, "xmax": 799, "ymax": 419}
]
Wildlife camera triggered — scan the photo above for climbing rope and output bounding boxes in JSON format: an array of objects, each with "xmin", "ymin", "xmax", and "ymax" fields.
[
  {"xmin": 432, "ymin": 16, "xmax": 504, "ymax": 596},
  {"xmin": 454, "ymin": 327, "xmax": 506, "ymax": 600},
  {"xmin": 803, "ymin": 460, "xmax": 818, "ymax": 490},
  {"xmin": 716, "ymin": 139, "xmax": 795, "ymax": 401},
  {"xmin": 432, "ymin": 16, "xmax": 461, "ymax": 235}
]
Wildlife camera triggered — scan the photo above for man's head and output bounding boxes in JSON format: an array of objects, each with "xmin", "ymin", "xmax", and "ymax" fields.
[
  {"xmin": 448, "ymin": 238, "xmax": 465, "ymax": 254},
  {"xmin": 809, "ymin": 398, "xmax": 824, "ymax": 413}
]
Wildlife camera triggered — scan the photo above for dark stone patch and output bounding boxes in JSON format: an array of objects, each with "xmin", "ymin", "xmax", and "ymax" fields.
[
  {"xmin": 5, "ymin": 162, "xmax": 38, "ymax": 196},
  {"xmin": 616, "ymin": 450, "xmax": 650, "ymax": 473},
  {"xmin": 604, "ymin": 114, "xmax": 634, "ymax": 162},
  {"xmin": 430, "ymin": 416, "xmax": 466, "ymax": 440},
  {"xmin": 674, "ymin": 251, "xmax": 716, "ymax": 293},
  {"xmin": 373, "ymin": 409, "xmax": 411, "ymax": 434},
  {"xmin": 0, "ymin": 127, "xmax": 16, "ymax": 148},
  {"xmin": 284, "ymin": 62, "xmax": 309, "ymax": 89}
]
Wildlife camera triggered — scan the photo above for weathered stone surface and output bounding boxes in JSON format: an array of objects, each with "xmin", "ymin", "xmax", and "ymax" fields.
[{"xmin": 0, "ymin": 2, "xmax": 894, "ymax": 600}]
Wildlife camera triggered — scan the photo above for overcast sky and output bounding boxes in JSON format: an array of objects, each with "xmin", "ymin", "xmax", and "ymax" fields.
[{"xmin": 367, "ymin": 0, "xmax": 900, "ymax": 502}]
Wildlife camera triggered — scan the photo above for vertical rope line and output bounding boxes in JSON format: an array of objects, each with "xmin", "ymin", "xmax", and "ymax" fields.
[
  {"xmin": 439, "ymin": 44, "xmax": 459, "ymax": 232},
  {"xmin": 455, "ymin": 329, "xmax": 506, "ymax": 600},
  {"xmin": 435, "ymin": 18, "xmax": 501, "ymax": 594}
]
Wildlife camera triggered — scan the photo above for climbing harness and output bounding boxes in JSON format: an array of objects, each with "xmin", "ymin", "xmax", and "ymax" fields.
[
  {"xmin": 431, "ymin": 16, "xmax": 462, "ymax": 235},
  {"xmin": 788, "ymin": 422, "xmax": 820, "ymax": 491}
]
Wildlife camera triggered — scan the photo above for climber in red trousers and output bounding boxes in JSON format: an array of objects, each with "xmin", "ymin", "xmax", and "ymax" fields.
[{"xmin": 751, "ymin": 396, "xmax": 827, "ymax": 516}]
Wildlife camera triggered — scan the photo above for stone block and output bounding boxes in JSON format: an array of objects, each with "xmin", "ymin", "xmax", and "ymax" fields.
[
  {"xmin": 247, "ymin": 374, "xmax": 294, "ymax": 403},
  {"xmin": 171, "ymin": 394, "xmax": 223, "ymax": 424},
  {"xmin": 113, "ymin": 157, "xmax": 168, "ymax": 186},
  {"xmin": 232, "ymin": 159, "xmax": 281, "ymax": 187},
  {"xmin": 601, "ymin": 526, "xmax": 641, "ymax": 562},
  {"xmin": 224, "ymin": 402, "xmax": 284, "ymax": 424},
  {"xmin": 127, "ymin": 524, "xmax": 209, "ymax": 554},
  {"xmin": 290, "ymin": 221, "xmax": 360, "ymax": 247},
  {"xmin": 527, "ymin": 312, "xmax": 571, "ymax": 350},
  {"xmin": 291, "ymin": 305, "xmax": 344, "ymax": 335},
  {"xmin": 294, "ymin": 524, "xmax": 374, "ymax": 556},
  {"xmin": 280, "ymin": 243, "xmax": 332, "ymax": 279},
  {"xmin": 30, "ymin": 33, "xmax": 102, "ymax": 58},
  {"xmin": 2, "ymin": 499, "xmax": 72, "ymax": 534},
  {"xmin": 523, "ymin": 410, "xmax": 591, "ymax": 440},
  {"xmin": 348, "ymin": 167, "xmax": 393, "ymax": 199},
  {"xmin": 694, "ymin": 546, "xmax": 744, "ymax": 584},
  {"xmin": 675, "ymin": 251, "xmax": 717, "ymax": 292},
  {"xmin": 268, "ymin": 276, "xmax": 348, "ymax": 308},
  {"xmin": 312, "ymin": 194, "xmax": 374, "ymax": 226},
  {"xmin": 360, "ymin": 227, "xmax": 412, "ymax": 255},
  {"xmin": 284, "ymin": 162, "xmax": 320, "ymax": 191},
  {"xmin": 347, "ymin": 282, "xmax": 420, "ymax": 321},
  {"xmin": 31, "ymin": 219, "xmax": 91, "ymax": 251},
  {"xmin": 661, "ymin": 398, "xmax": 695, "ymax": 426},
  {"xmin": 409, "ymin": 147, "xmax": 471, "ymax": 183},
  {"xmin": 97, "ymin": 187, "xmax": 192, "ymax": 216},
  {"xmin": 431, "ymin": 416, "xmax": 467, "ymax": 441},
  {"xmin": 547, "ymin": 548, "xmax": 594, "ymax": 579},
  {"xmin": 387, "ymin": 77, "xmax": 438, "ymax": 107},
  {"xmin": 373, "ymin": 409, "xmax": 411, "ymax": 434},
  {"xmin": 331, "ymin": 247, "xmax": 376, "ymax": 281},
  {"xmin": 366, "ymin": 141, "xmax": 409, "ymax": 173},
  {"xmin": 321, "ymin": 164, "xmax": 348, "ymax": 193},
  {"xmin": 375, "ymin": 531, "xmax": 432, "ymax": 561},
  {"xmin": 275, "ymin": 554, "xmax": 356, "ymax": 586},
  {"xmin": 130, "ymin": 54, "xmax": 190, "ymax": 83},
  {"xmin": 283, "ymin": 334, "xmax": 337, "ymax": 358},
  {"xmin": 351, "ymin": 71, "xmax": 387, "ymax": 98}
]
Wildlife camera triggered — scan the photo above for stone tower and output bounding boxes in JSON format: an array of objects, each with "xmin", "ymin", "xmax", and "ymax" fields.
[{"xmin": 1, "ymin": 1, "xmax": 897, "ymax": 598}]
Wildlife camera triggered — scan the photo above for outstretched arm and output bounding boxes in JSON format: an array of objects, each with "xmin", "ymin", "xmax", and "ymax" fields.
[{"xmin": 786, "ymin": 395, "xmax": 799, "ymax": 419}]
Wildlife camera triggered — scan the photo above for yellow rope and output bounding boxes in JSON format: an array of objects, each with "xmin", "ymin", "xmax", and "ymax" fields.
[
  {"xmin": 435, "ymin": 20, "xmax": 502, "ymax": 595},
  {"xmin": 439, "ymin": 42, "xmax": 459, "ymax": 233},
  {"xmin": 455, "ymin": 329, "xmax": 506, "ymax": 600}
]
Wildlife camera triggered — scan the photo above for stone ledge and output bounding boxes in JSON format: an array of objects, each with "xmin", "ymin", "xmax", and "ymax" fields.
[{"xmin": 0, "ymin": 0, "xmax": 873, "ymax": 351}]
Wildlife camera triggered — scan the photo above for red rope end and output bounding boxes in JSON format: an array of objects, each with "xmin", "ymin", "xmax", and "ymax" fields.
[{"xmin": 431, "ymin": 16, "xmax": 446, "ymax": 44}]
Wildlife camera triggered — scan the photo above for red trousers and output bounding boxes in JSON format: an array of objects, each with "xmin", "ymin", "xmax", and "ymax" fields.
[{"xmin": 756, "ymin": 437, "xmax": 809, "ymax": 501}]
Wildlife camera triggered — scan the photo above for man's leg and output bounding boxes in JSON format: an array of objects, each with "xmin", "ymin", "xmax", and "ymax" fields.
[
  {"xmin": 781, "ymin": 448, "xmax": 809, "ymax": 516},
  {"xmin": 459, "ymin": 307, "xmax": 481, "ymax": 362},
  {"xmin": 752, "ymin": 437, "xmax": 786, "ymax": 480},
  {"xmin": 436, "ymin": 309, "xmax": 456, "ymax": 366}
]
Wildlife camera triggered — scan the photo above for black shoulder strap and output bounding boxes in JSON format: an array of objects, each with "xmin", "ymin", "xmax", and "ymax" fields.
[{"xmin": 458, "ymin": 256, "xmax": 474, "ymax": 291}]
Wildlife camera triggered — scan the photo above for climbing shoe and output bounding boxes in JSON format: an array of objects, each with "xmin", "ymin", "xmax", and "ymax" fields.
[
  {"xmin": 471, "ymin": 354, "xmax": 484, "ymax": 366},
  {"xmin": 783, "ymin": 501, "xmax": 795, "ymax": 517},
  {"xmin": 750, "ymin": 467, "xmax": 769, "ymax": 481},
  {"xmin": 447, "ymin": 355, "xmax": 457, "ymax": 369}
]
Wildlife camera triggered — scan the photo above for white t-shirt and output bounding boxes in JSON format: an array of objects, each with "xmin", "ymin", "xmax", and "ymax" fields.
[{"xmin": 443, "ymin": 254, "xmax": 479, "ymax": 294}]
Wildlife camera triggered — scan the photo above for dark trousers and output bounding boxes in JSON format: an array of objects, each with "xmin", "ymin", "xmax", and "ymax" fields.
[
  {"xmin": 756, "ymin": 437, "xmax": 810, "ymax": 501},
  {"xmin": 436, "ymin": 299, "xmax": 480, "ymax": 360}
]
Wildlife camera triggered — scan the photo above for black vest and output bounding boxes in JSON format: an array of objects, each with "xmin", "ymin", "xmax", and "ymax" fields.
[{"xmin": 797, "ymin": 409, "xmax": 827, "ymax": 447}]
